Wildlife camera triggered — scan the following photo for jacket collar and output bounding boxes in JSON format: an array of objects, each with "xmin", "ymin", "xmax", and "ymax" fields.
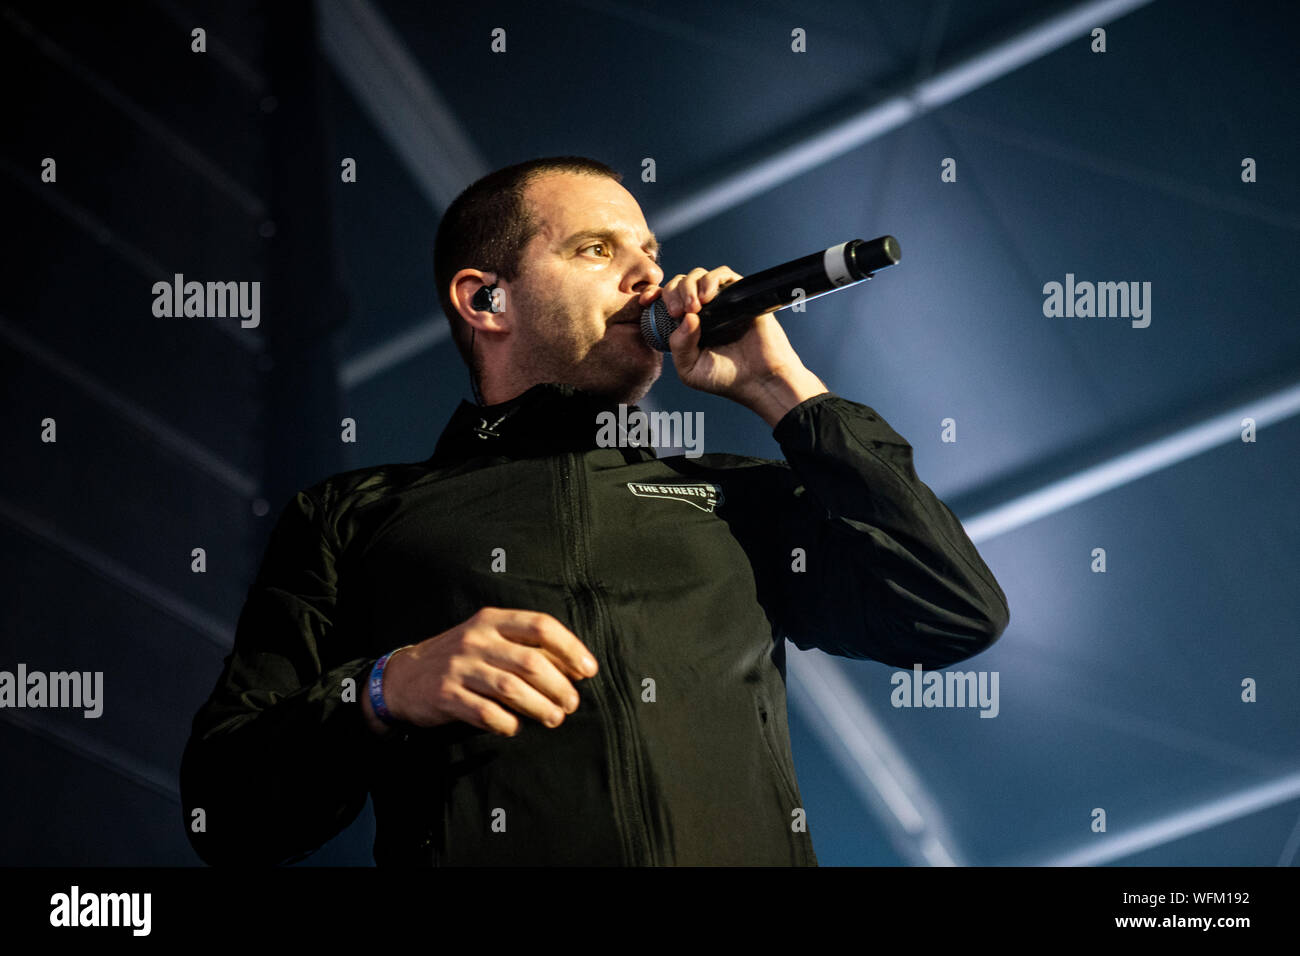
[{"xmin": 428, "ymin": 382, "xmax": 653, "ymax": 465}]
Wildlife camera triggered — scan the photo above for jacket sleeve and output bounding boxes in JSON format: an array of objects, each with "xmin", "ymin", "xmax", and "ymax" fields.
[
  {"xmin": 179, "ymin": 488, "xmax": 386, "ymax": 865},
  {"xmin": 761, "ymin": 392, "xmax": 1009, "ymax": 668}
]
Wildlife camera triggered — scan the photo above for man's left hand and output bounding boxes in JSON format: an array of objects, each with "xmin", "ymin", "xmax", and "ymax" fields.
[{"xmin": 646, "ymin": 266, "xmax": 830, "ymax": 428}]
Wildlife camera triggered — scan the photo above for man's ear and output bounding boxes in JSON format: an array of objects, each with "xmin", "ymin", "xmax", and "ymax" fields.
[{"xmin": 451, "ymin": 269, "xmax": 508, "ymax": 331}]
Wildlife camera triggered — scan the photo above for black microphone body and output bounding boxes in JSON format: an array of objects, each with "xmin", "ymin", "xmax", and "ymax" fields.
[{"xmin": 640, "ymin": 235, "xmax": 900, "ymax": 351}]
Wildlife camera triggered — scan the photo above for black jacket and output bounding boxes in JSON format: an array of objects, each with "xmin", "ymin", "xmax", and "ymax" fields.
[{"xmin": 180, "ymin": 382, "xmax": 1009, "ymax": 865}]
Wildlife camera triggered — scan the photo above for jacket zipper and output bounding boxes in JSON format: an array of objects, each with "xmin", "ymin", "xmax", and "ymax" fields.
[{"xmin": 558, "ymin": 451, "xmax": 655, "ymax": 865}]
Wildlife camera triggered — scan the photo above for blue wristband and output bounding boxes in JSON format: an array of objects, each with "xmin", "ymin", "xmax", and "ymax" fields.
[{"xmin": 368, "ymin": 646, "xmax": 411, "ymax": 727}]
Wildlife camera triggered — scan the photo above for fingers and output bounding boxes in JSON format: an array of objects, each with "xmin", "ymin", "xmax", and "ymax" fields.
[
  {"xmin": 458, "ymin": 608, "xmax": 595, "ymax": 735},
  {"xmin": 461, "ymin": 660, "xmax": 569, "ymax": 733},
  {"xmin": 661, "ymin": 266, "xmax": 742, "ymax": 318},
  {"xmin": 478, "ymin": 637, "xmax": 583, "ymax": 717},
  {"xmin": 404, "ymin": 608, "xmax": 601, "ymax": 737},
  {"xmin": 445, "ymin": 685, "xmax": 523, "ymax": 737},
  {"xmin": 695, "ymin": 268, "xmax": 741, "ymax": 312},
  {"xmin": 662, "ymin": 267, "xmax": 708, "ymax": 318},
  {"xmin": 483, "ymin": 607, "xmax": 598, "ymax": 680}
]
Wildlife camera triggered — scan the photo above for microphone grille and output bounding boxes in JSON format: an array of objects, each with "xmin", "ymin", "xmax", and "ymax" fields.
[{"xmin": 639, "ymin": 300, "xmax": 678, "ymax": 352}]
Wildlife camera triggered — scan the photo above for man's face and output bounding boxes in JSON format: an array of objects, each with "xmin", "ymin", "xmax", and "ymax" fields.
[{"xmin": 505, "ymin": 171, "xmax": 666, "ymax": 404}]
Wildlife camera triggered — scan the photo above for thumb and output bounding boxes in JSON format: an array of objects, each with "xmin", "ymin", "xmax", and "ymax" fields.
[{"xmin": 669, "ymin": 312, "xmax": 701, "ymax": 367}]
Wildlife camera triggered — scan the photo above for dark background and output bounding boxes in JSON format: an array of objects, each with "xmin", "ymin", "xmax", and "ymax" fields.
[{"xmin": 2, "ymin": 0, "xmax": 1297, "ymax": 866}]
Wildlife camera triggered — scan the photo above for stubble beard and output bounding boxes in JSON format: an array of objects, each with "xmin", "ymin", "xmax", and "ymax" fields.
[{"xmin": 514, "ymin": 293, "xmax": 662, "ymax": 405}]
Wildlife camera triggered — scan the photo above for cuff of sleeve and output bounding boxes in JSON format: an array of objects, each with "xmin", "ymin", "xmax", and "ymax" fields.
[
  {"xmin": 771, "ymin": 391, "xmax": 841, "ymax": 439},
  {"xmin": 772, "ymin": 392, "xmax": 918, "ymax": 487},
  {"xmin": 330, "ymin": 658, "xmax": 404, "ymax": 769}
]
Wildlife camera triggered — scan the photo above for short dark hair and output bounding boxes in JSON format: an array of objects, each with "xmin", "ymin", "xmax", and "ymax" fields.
[{"xmin": 433, "ymin": 156, "xmax": 623, "ymax": 392}]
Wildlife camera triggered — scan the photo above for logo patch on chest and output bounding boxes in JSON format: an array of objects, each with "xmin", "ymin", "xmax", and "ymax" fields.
[{"xmin": 625, "ymin": 481, "xmax": 724, "ymax": 513}]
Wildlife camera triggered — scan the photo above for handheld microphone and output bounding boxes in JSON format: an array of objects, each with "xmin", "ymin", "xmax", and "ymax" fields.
[{"xmin": 640, "ymin": 235, "xmax": 900, "ymax": 351}]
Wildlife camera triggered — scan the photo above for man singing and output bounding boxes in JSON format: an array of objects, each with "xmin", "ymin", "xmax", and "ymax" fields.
[{"xmin": 180, "ymin": 156, "xmax": 1009, "ymax": 866}]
